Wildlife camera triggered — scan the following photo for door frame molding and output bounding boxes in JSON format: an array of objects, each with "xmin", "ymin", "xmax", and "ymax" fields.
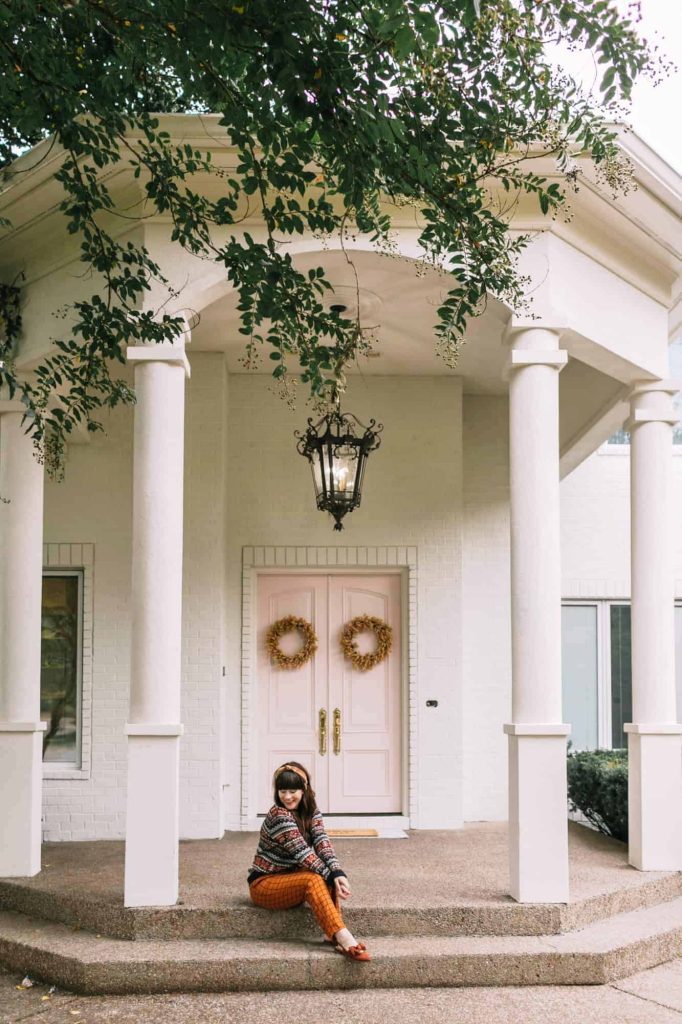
[{"xmin": 241, "ymin": 545, "xmax": 418, "ymax": 830}]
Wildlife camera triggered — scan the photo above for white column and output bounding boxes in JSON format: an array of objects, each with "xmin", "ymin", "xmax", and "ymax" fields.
[
  {"xmin": 625, "ymin": 381, "xmax": 682, "ymax": 870},
  {"xmin": 124, "ymin": 343, "xmax": 189, "ymax": 907},
  {"xmin": 0, "ymin": 402, "xmax": 47, "ymax": 876},
  {"xmin": 505, "ymin": 328, "xmax": 570, "ymax": 903}
]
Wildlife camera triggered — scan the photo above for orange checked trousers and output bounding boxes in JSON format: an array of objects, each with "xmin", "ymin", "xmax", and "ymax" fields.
[{"xmin": 249, "ymin": 871, "xmax": 345, "ymax": 939}]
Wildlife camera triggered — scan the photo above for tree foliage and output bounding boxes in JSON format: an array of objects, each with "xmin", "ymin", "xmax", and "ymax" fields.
[{"xmin": 0, "ymin": 0, "xmax": 659, "ymax": 473}]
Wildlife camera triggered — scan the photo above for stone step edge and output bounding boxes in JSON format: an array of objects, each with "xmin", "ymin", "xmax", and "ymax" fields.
[
  {"xmin": 1, "ymin": 870, "xmax": 681, "ymax": 940},
  {"xmin": 1, "ymin": 897, "xmax": 682, "ymax": 994}
]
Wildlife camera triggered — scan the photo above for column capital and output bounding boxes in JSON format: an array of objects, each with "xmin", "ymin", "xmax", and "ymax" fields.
[
  {"xmin": 504, "ymin": 723, "xmax": 571, "ymax": 737},
  {"xmin": 127, "ymin": 343, "xmax": 191, "ymax": 378},
  {"xmin": 125, "ymin": 723, "xmax": 184, "ymax": 737},
  {"xmin": 626, "ymin": 379, "xmax": 680, "ymax": 430},
  {"xmin": 504, "ymin": 348, "xmax": 568, "ymax": 380},
  {"xmin": 503, "ymin": 326, "xmax": 568, "ymax": 380}
]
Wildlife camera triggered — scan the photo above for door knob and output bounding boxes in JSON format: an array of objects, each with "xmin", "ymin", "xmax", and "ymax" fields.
[
  {"xmin": 319, "ymin": 708, "xmax": 327, "ymax": 756},
  {"xmin": 333, "ymin": 707, "xmax": 341, "ymax": 755}
]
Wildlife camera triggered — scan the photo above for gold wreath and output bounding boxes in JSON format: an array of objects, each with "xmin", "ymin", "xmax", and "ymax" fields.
[
  {"xmin": 266, "ymin": 616, "xmax": 318, "ymax": 670},
  {"xmin": 341, "ymin": 615, "xmax": 393, "ymax": 672}
]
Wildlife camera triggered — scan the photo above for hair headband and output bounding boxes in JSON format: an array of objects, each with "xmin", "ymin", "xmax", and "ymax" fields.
[{"xmin": 275, "ymin": 763, "xmax": 309, "ymax": 789}]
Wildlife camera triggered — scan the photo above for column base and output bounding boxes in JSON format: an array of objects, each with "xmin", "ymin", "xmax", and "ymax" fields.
[
  {"xmin": 124, "ymin": 725, "xmax": 183, "ymax": 907},
  {"xmin": 0, "ymin": 723, "xmax": 47, "ymax": 877},
  {"xmin": 505, "ymin": 723, "xmax": 570, "ymax": 903},
  {"xmin": 625, "ymin": 724, "xmax": 682, "ymax": 871}
]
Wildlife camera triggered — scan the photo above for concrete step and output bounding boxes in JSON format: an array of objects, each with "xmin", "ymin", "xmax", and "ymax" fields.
[
  {"xmin": 2, "ymin": 870, "xmax": 682, "ymax": 940},
  {"xmin": 2, "ymin": 895, "xmax": 682, "ymax": 994}
]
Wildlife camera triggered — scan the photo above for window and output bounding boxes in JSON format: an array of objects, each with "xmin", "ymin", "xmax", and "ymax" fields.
[
  {"xmin": 562, "ymin": 600, "xmax": 682, "ymax": 749},
  {"xmin": 41, "ymin": 571, "xmax": 83, "ymax": 767},
  {"xmin": 606, "ymin": 336, "xmax": 682, "ymax": 446}
]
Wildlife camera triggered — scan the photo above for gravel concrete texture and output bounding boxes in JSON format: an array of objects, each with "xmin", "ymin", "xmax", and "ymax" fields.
[
  {"xmin": 5, "ymin": 895, "xmax": 682, "ymax": 994},
  {"xmin": 2, "ymin": 823, "xmax": 680, "ymax": 940},
  {"xmin": 3, "ymin": 965, "xmax": 682, "ymax": 1024}
]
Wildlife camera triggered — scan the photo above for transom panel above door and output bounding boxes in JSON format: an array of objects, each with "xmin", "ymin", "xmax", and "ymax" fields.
[{"xmin": 256, "ymin": 573, "xmax": 402, "ymax": 815}]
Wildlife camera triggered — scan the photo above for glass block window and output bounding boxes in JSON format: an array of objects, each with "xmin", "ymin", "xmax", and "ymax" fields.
[{"xmin": 41, "ymin": 572, "xmax": 83, "ymax": 766}]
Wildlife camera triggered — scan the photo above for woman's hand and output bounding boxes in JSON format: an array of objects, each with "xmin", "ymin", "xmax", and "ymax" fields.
[{"xmin": 334, "ymin": 875, "xmax": 351, "ymax": 901}]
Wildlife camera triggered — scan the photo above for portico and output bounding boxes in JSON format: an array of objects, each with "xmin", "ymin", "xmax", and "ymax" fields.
[{"xmin": 0, "ymin": 121, "xmax": 681, "ymax": 909}]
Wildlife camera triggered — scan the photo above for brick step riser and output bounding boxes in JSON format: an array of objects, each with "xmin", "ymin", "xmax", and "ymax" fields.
[{"xmin": 2, "ymin": 937, "xmax": 682, "ymax": 995}]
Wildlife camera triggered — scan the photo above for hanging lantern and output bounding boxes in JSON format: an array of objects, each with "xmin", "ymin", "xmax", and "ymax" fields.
[{"xmin": 295, "ymin": 403, "xmax": 383, "ymax": 531}]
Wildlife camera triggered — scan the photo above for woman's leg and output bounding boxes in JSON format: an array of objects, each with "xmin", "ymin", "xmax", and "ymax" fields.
[{"xmin": 250, "ymin": 870, "xmax": 345, "ymax": 940}]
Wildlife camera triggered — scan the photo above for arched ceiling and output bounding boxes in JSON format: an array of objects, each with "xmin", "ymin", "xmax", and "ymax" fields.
[{"xmin": 190, "ymin": 249, "xmax": 511, "ymax": 394}]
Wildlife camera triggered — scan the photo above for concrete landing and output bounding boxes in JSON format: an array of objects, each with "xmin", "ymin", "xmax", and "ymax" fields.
[
  {"xmin": 2, "ymin": 822, "xmax": 682, "ymax": 994},
  {"xmin": 1, "ymin": 822, "xmax": 679, "ymax": 940}
]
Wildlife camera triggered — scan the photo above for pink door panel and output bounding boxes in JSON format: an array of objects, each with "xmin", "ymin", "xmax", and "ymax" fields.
[
  {"xmin": 257, "ymin": 573, "xmax": 402, "ymax": 815},
  {"xmin": 256, "ymin": 575, "xmax": 328, "ymax": 812},
  {"xmin": 328, "ymin": 575, "xmax": 402, "ymax": 813}
]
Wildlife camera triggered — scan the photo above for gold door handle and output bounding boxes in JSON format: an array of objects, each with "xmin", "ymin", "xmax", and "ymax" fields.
[
  {"xmin": 319, "ymin": 708, "xmax": 327, "ymax": 756},
  {"xmin": 333, "ymin": 708, "xmax": 341, "ymax": 755}
]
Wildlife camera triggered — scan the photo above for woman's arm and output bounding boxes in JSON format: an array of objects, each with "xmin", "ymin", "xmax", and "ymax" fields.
[{"xmin": 311, "ymin": 812, "xmax": 345, "ymax": 878}]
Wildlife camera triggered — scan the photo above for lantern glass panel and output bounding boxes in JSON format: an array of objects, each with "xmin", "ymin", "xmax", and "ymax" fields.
[
  {"xmin": 330, "ymin": 445, "xmax": 359, "ymax": 503},
  {"xmin": 311, "ymin": 454, "xmax": 326, "ymax": 501}
]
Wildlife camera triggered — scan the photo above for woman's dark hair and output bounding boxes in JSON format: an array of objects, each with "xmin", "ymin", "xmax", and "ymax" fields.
[{"xmin": 273, "ymin": 761, "xmax": 318, "ymax": 839}]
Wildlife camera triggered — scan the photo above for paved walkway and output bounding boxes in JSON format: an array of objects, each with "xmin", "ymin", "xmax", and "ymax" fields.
[{"xmin": 3, "ymin": 960, "xmax": 682, "ymax": 1023}]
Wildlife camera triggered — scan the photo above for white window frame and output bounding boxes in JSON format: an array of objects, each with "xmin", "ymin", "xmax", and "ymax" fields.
[
  {"xmin": 42, "ymin": 543, "xmax": 94, "ymax": 780},
  {"xmin": 564, "ymin": 598, "xmax": 682, "ymax": 750}
]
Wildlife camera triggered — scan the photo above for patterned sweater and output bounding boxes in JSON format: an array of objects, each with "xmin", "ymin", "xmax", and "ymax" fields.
[{"xmin": 247, "ymin": 805, "xmax": 346, "ymax": 885}]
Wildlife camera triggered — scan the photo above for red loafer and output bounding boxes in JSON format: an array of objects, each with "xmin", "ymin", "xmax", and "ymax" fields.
[{"xmin": 334, "ymin": 943, "xmax": 371, "ymax": 962}]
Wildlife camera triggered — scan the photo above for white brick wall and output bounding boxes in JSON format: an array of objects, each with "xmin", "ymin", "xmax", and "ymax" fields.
[
  {"xmin": 224, "ymin": 375, "xmax": 464, "ymax": 829},
  {"xmin": 46, "ymin": 364, "xmax": 676, "ymax": 837},
  {"xmin": 42, "ymin": 353, "xmax": 226, "ymax": 840},
  {"xmin": 41, "ymin": 367, "xmax": 484, "ymax": 835},
  {"xmin": 462, "ymin": 395, "xmax": 511, "ymax": 822},
  {"xmin": 561, "ymin": 445, "xmax": 682, "ymax": 598},
  {"xmin": 42, "ymin": 391, "xmax": 132, "ymax": 841}
]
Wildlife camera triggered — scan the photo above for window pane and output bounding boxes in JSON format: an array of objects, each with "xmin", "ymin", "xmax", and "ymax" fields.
[
  {"xmin": 41, "ymin": 575, "xmax": 80, "ymax": 765},
  {"xmin": 610, "ymin": 604, "xmax": 631, "ymax": 749},
  {"xmin": 561, "ymin": 605, "xmax": 598, "ymax": 750}
]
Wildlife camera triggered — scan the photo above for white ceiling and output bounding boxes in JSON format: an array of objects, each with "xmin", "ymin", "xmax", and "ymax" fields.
[{"xmin": 190, "ymin": 249, "xmax": 511, "ymax": 394}]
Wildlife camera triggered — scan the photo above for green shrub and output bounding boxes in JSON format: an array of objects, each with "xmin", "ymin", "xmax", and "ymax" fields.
[{"xmin": 567, "ymin": 748, "xmax": 628, "ymax": 843}]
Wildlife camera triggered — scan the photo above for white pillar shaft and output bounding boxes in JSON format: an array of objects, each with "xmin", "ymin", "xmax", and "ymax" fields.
[
  {"xmin": 626, "ymin": 382, "xmax": 682, "ymax": 871},
  {"xmin": 0, "ymin": 412, "xmax": 44, "ymax": 722},
  {"xmin": 124, "ymin": 346, "xmax": 188, "ymax": 908},
  {"xmin": 630, "ymin": 420, "xmax": 675, "ymax": 723},
  {"xmin": 130, "ymin": 361, "xmax": 185, "ymax": 724},
  {"xmin": 510, "ymin": 362, "xmax": 563, "ymax": 723},
  {"xmin": 0, "ymin": 405, "xmax": 46, "ymax": 877},
  {"xmin": 505, "ymin": 328, "xmax": 569, "ymax": 904}
]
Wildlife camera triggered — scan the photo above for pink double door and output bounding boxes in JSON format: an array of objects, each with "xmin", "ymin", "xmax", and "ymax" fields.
[{"xmin": 256, "ymin": 573, "xmax": 402, "ymax": 815}]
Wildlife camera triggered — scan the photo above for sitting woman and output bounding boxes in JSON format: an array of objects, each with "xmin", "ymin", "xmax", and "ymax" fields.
[{"xmin": 248, "ymin": 761, "xmax": 371, "ymax": 961}]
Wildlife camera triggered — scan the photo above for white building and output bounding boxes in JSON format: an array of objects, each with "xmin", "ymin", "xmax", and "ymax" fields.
[{"xmin": 1, "ymin": 119, "xmax": 681, "ymax": 908}]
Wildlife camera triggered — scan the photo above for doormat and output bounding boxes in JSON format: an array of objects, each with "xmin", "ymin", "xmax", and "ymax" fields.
[
  {"xmin": 327, "ymin": 829, "xmax": 408, "ymax": 839},
  {"xmin": 328, "ymin": 829, "xmax": 378, "ymax": 837}
]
